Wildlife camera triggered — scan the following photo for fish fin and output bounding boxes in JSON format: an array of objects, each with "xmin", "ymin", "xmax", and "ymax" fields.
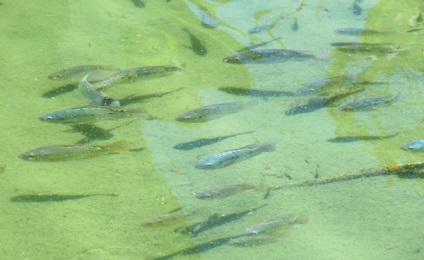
[
  {"xmin": 172, "ymin": 56, "xmax": 186, "ymax": 71},
  {"xmin": 104, "ymin": 140, "xmax": 129, "ymax": 152}
]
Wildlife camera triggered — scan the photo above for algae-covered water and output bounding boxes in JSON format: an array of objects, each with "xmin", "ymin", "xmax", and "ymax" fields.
[{"xmin": 1, "ymin": 0, "xmax": 424, "ymax": 259}]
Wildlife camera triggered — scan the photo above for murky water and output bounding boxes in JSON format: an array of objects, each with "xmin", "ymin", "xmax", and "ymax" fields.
[{"xmin": 1, "ymin": 0, "xmax": 424, "ymax": 259}]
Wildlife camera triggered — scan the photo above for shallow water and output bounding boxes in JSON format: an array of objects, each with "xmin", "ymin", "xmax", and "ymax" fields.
[{"xmin": 1, "ymin": 0, "xmax": 424, "ymax": 259}]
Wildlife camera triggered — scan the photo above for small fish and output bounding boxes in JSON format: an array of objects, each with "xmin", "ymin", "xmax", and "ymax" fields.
[
  {"xmin": 195, "ymin": 140, "xmax": 276, "ymax": 169},
  {"xmin": 223, "ymin": 49, "xmax": 326, "ymax": 64},
  {"xmin": 48, "ymin": 65, "xmax": 115, "ymax": 80},
  {"xmin": 10, "ymin": 193, "xmax": 117, "ymax": 203},
  {"xmin": 218, "ymin": 87, "xmax": 294, "ymax": 97},
  {"xmin": 401, "ymin": 139, "xmax": 424, "ymax": 151},
  {"xmin": 183, "ymin": 28, "xmax": 207, "ymax": 56},
  {"xmin": 285, "ymin": 97, "xmax": 330, "ymax": 115},
  {"xmin": 185, "ymin": 1, "xmax": 219, "ymax": 28},
  {"xmin": 352, "ymin": 1, "xmax": 362, "ymax": 16},
  {"xmin": 339, "ymin": 95, "xmax": 396, "ymax": 111},
  {"xmin": 335, "ymin": 28, "xmax": 385, "ymax": 36},
  {"xmin": 227, "ymin": 234, "xmax": 280, "ymax": 247},
  {"xmin": 18, "ymin": 140, "xmax": 129, "ymax": 161},
  {"xmin": 247, "ymin": 24, "xmax": 271, "ymax": 34},
  {"xmin": 119, "ymin": 88, "xmax": 183, "ymax": 106},
  {"xmin": 336, "ymin": 45, "xmax": 396, "ymax": 54},
  {"xmin": 196, "ymin": 182, "xmax": 264, "ymax": 200},
  {"xmin": 143, "ymin": 208, "xmax": 206, "ymax": 227},
  {"xmin": 244, "ymin": 213, "xmax": 308, "ymax": 236},
  {"xmin": 236, "ymin": 38, "xmax": 282, "ymax": 53},
  {"xmin": 39, "ymin": 106, "xmax": 148, "ymax": 124},
  {"xmin": 291, "ymin": 18, "xmax": 299, "ymax": 31},
  {"xmin": 92, "ymin": 64, "xmax": 185, "ymax": 91},
  {"xmin": 327, "ymin": 133, "xmax": 398, "ymax": 143},
  {"xmin": 173, "ymin": 131, "xmax": 253, "ymax": 150},
  {"xmin": 131, "ymin": 0, "xmax": 145, "ymax": 8},
  {"xmin": 176, "ymin": 100, "xmax": 256, "ymax": 123},
  {"xmin": 78, "ymin": 74, "xmax": 120, "ymax": 106}
]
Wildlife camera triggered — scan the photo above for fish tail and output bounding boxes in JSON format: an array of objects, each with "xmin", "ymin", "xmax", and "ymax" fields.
[
  {"xmin": 295, "ymin": 213, "xmax": 309, "ymax": 224},
  {"xmin": 172, "ymin": 56, "xmax": 187, "ymax": 71},
  {"xmin": 240, "ymin": 100, "xmax": 258, "ymax": 110},
  {"xmin": 104, "ymin": 140, "xmax": 129, "ymax": 152},
  {"xmin": 313, "ymin": 52, "xmax": 331, "ymax": 60},
  {"xmin": 260, "ymin": 140, "xmax": 277, "ymax": 152}
]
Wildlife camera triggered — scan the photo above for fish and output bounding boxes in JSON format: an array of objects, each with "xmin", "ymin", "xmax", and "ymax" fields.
[
  {"xmin": 173, "ymin": 131, "xmax": 253, "ymax": 150},
  {"xmin": 218, "ymin": 87, "xmax": 294, "ymax": 97},
  {"xmin": 227, "ymin": 234, "xmax": 280, "ymax": 247},
  {"xmin": 185, "ymin": 1, "xmax": 219, "ymax": 28},
  {"xmin": 39, "ymin": 106, "xmax": 148, "ymax": 124},
  {"xmin": 338, "ymin": 95, "xmax": 396, "ymax": 111},
  {"xmin": 92, "ymin": 64, "xmax": 185, "ymax": 91},
  {"xmin": 223, "ymin": 49, "xmax": 327, "ymax": 64},
  {"xmin": 10, "ymin": 193, "xmax": 117, "ymax": 203},
  {"xmin": 352, "ymin": 1, "xmax": 362, "ymax": 16},
  {"xmin": 330, "ymin": 42, "xmax": 392, "ymax": 47},
  {"xmin": 48, "ymin": 65, "xmax": 115, "ymax": 80},
  {"xmin": 183, "ymin": 28, "xmax": 207, "ymax": 56},
  {"xmin": 327, "ymin": 133, "xmax": 398, "ymax": 143},
  {"xmin": 292, "ymin": 18, "xmax": 299, "ymax": 31},
  {"xmin": 336, "ymin": 45, "xmax": 397, "ymax": 54},
  {"xmin": 247, "ymin": 24, "xmax": 272, "ymax": 34},
  {"xmin": 119, "ymin": 87, "xmax": 183, "ymax": 106},
  {"xmin": 142, "ymin": 208, "xmax": 206, "ymax": 227},
  {"xmin": 78, "ymin": 74, "xmax": 120, "ymax": 106},
  {"xmin": 236, "ymin": 38, "xmax": 282, "ymax": 53},
  {"xmin": 176, "ymin": 205, "xmax": 266, "ymax": 237},
  {"xmin": 335, "ymin": 28, "xmax": 385, "ymax": 36},
  {"xmin": 175, "ymin": 100, "xmax": 256, "ymax": 123},
  {"xmin": 196, "ymin": 182, "xmax": 264, "ymax": 200},
  {"xmin": 244, "ymin": 213, "xmax": 308, "ymax": 236},
  {"xmin": 131, "ymin": 0, "xmax": 145, "ymax": 8},
  {"xmin": 18, "ymin": 140, "xmax": 129, "ymax": 161},
  {"xmin": 195, "ymin": 140, "xmax": 276, "ymax": 169},
  {"xmin": 401, "ymin": 139, "xmax": 424, "ymax": 151}
]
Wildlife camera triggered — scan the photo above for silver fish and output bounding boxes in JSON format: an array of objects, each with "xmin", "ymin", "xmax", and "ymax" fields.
[
  {"xmin": 48, "ymin": 65, "xmax": 115, "ymax": 80},
  {"xmin": 39, "ymin": 106, "xmax": 147, "ymax": 124},
  {"xmin": 244, "ymin": 213, "xmax": 308, "ymax": 236},
  {"xmin": 176, "ymin": 100, "xmax": 256, "ymax": 123},
  {"xmin": 195, "ymin": 140, "xmax": 276, "ymax": 169}
]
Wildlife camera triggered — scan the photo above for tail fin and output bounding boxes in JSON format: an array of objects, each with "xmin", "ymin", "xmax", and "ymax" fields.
[
  {"xmin": 294, "ymin": 212, "xmax": 309, "ymax": 225},
  {"xmin": 260, "ymin": 140, "xmax": 277, "ymax": 152}
]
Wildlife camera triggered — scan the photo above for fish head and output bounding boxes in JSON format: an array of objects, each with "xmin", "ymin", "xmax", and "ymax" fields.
[
  {"xmin": 39, "ymin": 114, "xmax": 56, "ymax": 122},
  {"xmin": 18, "ymin": 151, "xmax": 40, "ymax": 161},
  {"xmin": 196, "ymin": 190, "xmax": 219, "ymax": 199},
  {"xmin": 401, "ymin": 140, "xmax": 424, "ymax": 151},
  {"xmin": 195, "ymin": 157, "xmax": 218, "ymax": 169},
  {"xmin": 223, "ymin": 55, "xmax": 244, "ymax": 64}
]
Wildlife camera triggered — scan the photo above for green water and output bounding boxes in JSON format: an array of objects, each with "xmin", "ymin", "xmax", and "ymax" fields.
[{"xmin": 1, "ymin": 0, "xmax": 424, "ymax": 259}]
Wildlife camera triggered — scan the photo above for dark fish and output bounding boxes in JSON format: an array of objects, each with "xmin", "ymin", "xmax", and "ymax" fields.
[
  {"xmin": 327, "ymin": 133, "xmax": 398, "ymax": 143},
  {"xmin": 352, "ymin": 1, "xmax": 362, "ymax": 16},
  {"xmin": 247, "ymin": 24, "xmax": 271, "ymax": 34},
  {"xmin": 173, "ymin": 131, "xmax": 253, "ymax": 150},
  {"xmin": 339, "ymin": 95, "xmax": 396, "ymax": 111},
  {"xmin": 10, "ymin": 193, "xmax": 117, "ymax": 203},
  {"xmin": 48, "ymin": 65, "xmax": 115, "ymax": 80},
  {"xmin": 292, "ymin": 18, "xmax": 299, "ymax": 31},
  {"xmin": 185, "ymin": 1, "xmax": 219, "ymax": 28},
  {"xmin": 336, "ymin": 45, "xmax": 396, "ymax": 54},
  {"xmin": 223, "ymin": 49, "xmax": 326, "ymax": 64},
  {"xmin": 18, "ymin": 141, "xmax": 129, "ymax": 161},
  {"xmin": 42, "ymin": 83, "xmax": 78, "ymax": 98},
  {"xmin": 335, "ymin": 28, "xmax": 385, "ymax": 36},
  {"xmin": 218, "ymin": 87, "xmax": 294, "ymax": 97},
  {"xmin": 176, "ymin": 205, "xmax": 266, "ymax": 237},
  {"xmin": 67, "ymin": 123, "xmax": 127, "ymax": 144},
  {"xmin": 142, "ymin": 208, "xmax": 206, "ymax": 227},
  {"xmin": 236, "ymin": 38, "xmax": 282, "ymax": 53},
  {"xmin": 131, "ymin": 0, "xmax": 145, "ymax": 8},
  {"xmin": 330, "ymin": 42, "xmax": 391, "ymax": 47},
  {"xmin": 183, "ymin": 28, "xmax": 207, "ymax": 56},
  {"xmin": 285, "ymin": 97, "xmax": 329, "ymax": 115}
]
